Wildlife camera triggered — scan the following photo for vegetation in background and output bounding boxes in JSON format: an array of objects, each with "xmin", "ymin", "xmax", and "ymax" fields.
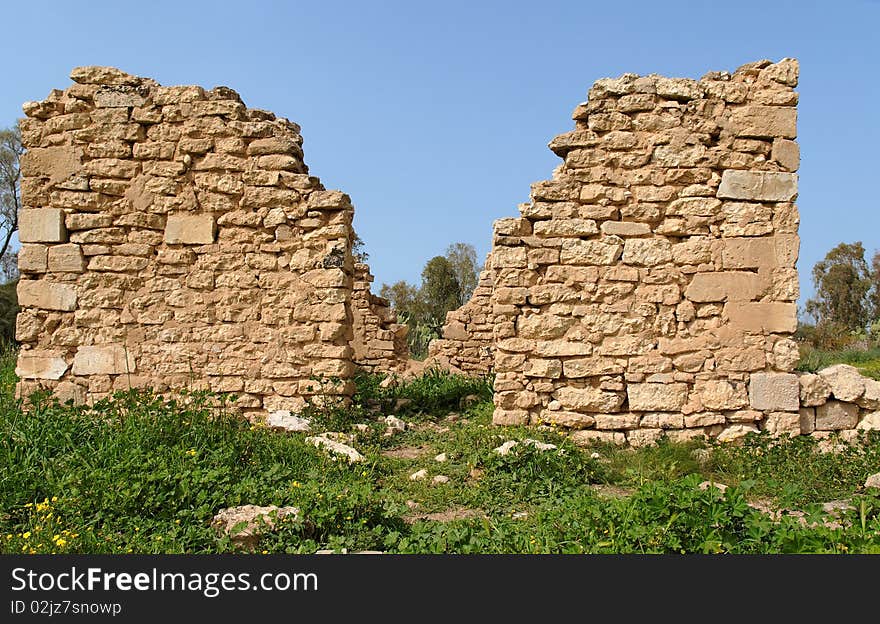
[
  {"xmin": 797, "ymin": 241, "xmax": 880, "ymax": 375},
  {"xmin": 2, "ymin": 347, "xmax": 880, "ymax": 555},
  {"xmin": 380, "ymin": 242, "xmax": 481, "ymax": 359}
]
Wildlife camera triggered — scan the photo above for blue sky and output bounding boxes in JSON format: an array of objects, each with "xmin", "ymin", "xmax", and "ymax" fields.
[{"xmin": 2, "ymin": 1, "xmax": 878, "ymax": 311}]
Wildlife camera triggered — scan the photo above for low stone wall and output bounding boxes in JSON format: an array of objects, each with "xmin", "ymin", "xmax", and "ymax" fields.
[
  {"xmin": 426, "ymin": 253, "xmax": 495, "ymax": 374},
  {"xmin": 794, "ymin": 365, "xmax": 880, "ymax": 447},
  {"xmin": 350, "ymin": 262, "xmax": 409, "ymax": 374}
]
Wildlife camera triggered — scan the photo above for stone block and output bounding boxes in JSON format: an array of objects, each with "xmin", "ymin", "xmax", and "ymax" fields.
[
  {"xmin": 771, "ymin": 138, "xmax": 799, "ymax": 171},
  {"xmin": 698, "ymin": 380, "xmax": 749, "ymax": 410},
  {"xmin": 627, "ymin": 383, "xmax": 688, "ymax": 411},
  {"xmin": 71, "ymin": 345, "xmax": 137, "ymax": 375},
  {"xmin": 47, "ymin": 244, "xmax": 86, "ymax": 272},
  {"xmin": 799, "ymin": 373, "xmax": 831, "ymax": 407},
  {"xmin": 728, "ymin": 105, "xmax": 797, "ymax": 138},
  {"xmin": 721, "ymin": 238, "xmax": 776, "ymax": 270},
  {"xmin": 19, "ymin": 209, "xmax": 68, "ymax": 243},
  {"xmin": 763, "ymin": 412, "xmax": 801, "ymax": 437},
  {"xmin": 16, "ymin": 351, "xmax": 68, "ymax": 380},
  {"xmin": 717, "ymin": 170, "xmax": 798, "ymax": 202},
  {"xmin": 553, "ymin": 386, "xmax": 624, "ymax": 413},
  {"xmin": 685, "ymin": 272, "xmax": 760, "ymax": 302},
  {"xmin": 622, "ymin": 239, "xmax": 672, "ymax": 266},
  {"xmin": 18, "ymin": 244, "xmax": 48, "ymax": 272},
  {"xmin": 164, "ymin": 214, "xmax": 216, "ymax": 244},
  {"xmin": 817, "ymin": 364, "xmax": 866, "ymax": 402},
  {"xmin": 749, "ymin": 372, "xmax": 799, "ymax": 411},
  {"xmin": 815, "ymin": 401, "xmax": 860, "ymax": 431},
  {"xmin": 799, "ymin": 407, "xmax": 816, "ymax": 434},
  {"xmin": 725, "ymin": 302, "xmax": 798, "ymax": 333},
  {"xmin": 560, "ymin": 239, "xmax": 623, "ymax": 265},
  {"xmin": 18, "ymin": 280, "xmax": 77, "ymax": 311}
]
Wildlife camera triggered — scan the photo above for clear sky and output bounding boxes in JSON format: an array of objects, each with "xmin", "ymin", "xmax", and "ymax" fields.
[{"xmin": 2, "ymin": 0, "xmax": 878, "ymax": 312}]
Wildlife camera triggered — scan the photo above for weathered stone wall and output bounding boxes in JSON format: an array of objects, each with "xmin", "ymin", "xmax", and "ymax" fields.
[
  {"xmin": 426, "ymin": 253, "xmax": 496, "ymax": 374},
  {"xmin": 15, "ymin": 66, "xmax": 359, "ymax": 415},
  {"xmin": 350, "ymin": 262, "xmax": 409, "ymax": 373},
  {"xmin": 486, "ymin": 58, "xmax": 805, "ymax": 445}
]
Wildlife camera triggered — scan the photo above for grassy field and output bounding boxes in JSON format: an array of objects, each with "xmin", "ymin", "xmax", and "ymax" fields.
[
  {"xmin": 796, "ymin": 345, "xmax": 880, "ymax": 380},
  {"xmin": 2, "ymin": 348, "xmax": 880, "ymax": 554}
]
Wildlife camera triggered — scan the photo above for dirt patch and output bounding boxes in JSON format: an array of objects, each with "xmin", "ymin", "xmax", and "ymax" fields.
[
  {"xmin": 381, "ymin": 445, "xmax": 431, "ymax": 460},
  {"xmin": 404, "ymin": 507, "xmax": 486, "ymax": 524}
]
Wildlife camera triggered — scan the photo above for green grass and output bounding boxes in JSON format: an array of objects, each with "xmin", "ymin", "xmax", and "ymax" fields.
[
  {"xmin": 796, "ymin": 345, "xmax": 880, "ymax": 379},
  {"xmin": 2, "ymin": 348, "xmax": 880, "ymax": 554}
]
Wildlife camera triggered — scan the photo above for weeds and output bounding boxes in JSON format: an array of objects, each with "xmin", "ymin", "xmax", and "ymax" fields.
[{"xmin": 2, "ymin": 348, "xmax": 880, "ymax": 554}]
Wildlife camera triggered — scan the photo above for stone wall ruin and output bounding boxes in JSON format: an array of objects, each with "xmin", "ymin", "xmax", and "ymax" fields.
[
  {"xmin": 15, "ymin": 66, "xmax": 406, "ymax": 416},
  {"xmin": 434, "ymin": 58, "xmax": 868, "ymax": 445},
  {"xmin": 488, "ymin": 59, "xmax": 804, "ymax": 446}
]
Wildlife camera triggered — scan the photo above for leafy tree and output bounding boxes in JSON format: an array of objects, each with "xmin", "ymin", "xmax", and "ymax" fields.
[
  {"xmin": 378, "ymin": 242, "xmax": 478, "ymax": 359},
  {"xmin": 445, "ymin": 242, "xmax": 481, "ymax": 306},
  {"xmin": 805, "ymin": 241, "xmax": 872, "ymax": 332},
  {"xmin": 379, "ymin": 280, "xmax": 420, "ymax": 316},
  {"xmin": 0, "ymin": 124, "xmax": 22, "ymax": 283},
  {"xmin": 0, "ymin": 280, "xmax": 17, "ymax": 344},
  {"xmin": 419, "ymin": 255, "xmax": 462, "ymax": 332},
  {"xmin": 352, "ymin": 231, "xmax": 369, "ymax": 263}
]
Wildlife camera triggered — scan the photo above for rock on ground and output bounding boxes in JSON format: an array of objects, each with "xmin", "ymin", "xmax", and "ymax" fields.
[
  {"xmin": 211, "ymin": 505, "xmax": 299, "ymax": 549},
  {"xmin": 305, "ymin": 434, "xmax": 365, "ymax": 463}
]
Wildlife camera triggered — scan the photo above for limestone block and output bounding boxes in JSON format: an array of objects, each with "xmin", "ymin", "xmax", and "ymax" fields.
[
  {"xmin": 748, "ymin": 373, "xmax": 799, "ymax": 411},
  {"xmin": 728, "ymin": 105, "xmax": 797, "ymax": 139},
  {"xmin": 493, "ymin": 247, "xmax": 528, "ymax": 268},
  {"xmin": 19, "ymin": 209, "xmax": 68, "ymax": 243},
  {"xmin": 70, "ymin": 66, "xmax": 141, "ymax": 85},
  {"xmin": 627, "ymin": 383, "xmax": 688, "ymax": 411},
  {"xmin": 857, "ymin": 379, "xmax": 880, "ymax": 410},
  {"xmin": 560, "ymin": 239, "xmax": 624, "ymax": 265},
  {"xmin": 95, "ymin": 86, "xmax": 146, "ymax": 108},
  {"xmin": 71, "ymin": 345, "xmax": 137, "ymax": 375},
  {"xmin": 763, "ymin": 412, "xmax": 801, "ymax": 437},
  {"xmin": 492, "ymin": 408, "xmax": 530, "ymax": 426},
  {"xmin": 717, "ymin": 171, "xmax": 798, "ymax": 202},
  {"xmin": 856, "ymin": 412, "xmax": 880, "ymax": 431},
  {"xmin": 817, "ymin": 364, "xmax": 866, "ymax": 402},
  {"xmin": 698, "ymin": 380, "xmax": 749, "ymax": 410},
  {"xmin": 18, "ymin": 280, "xmax": 77, "ymax": 311},
  {"xmin": 685, "ymin": 272, "xmax": 760, "ymax": 302},
  {"xmin": 533, "ymin": 219, "xmax": 598, "ymax": 237},
  {"xmin": 799, "ymin": 373, "xmax": 831, "ymax": 407},
  {"xmin": 771, "ymin": 138, "xmax": 799, "ymax": 171},
  {"xmin": 16, "ymin": 351, "xmax": 68, "ymax": 380},
  {"xmin": 722, "ymin": 238, "xmax": 776, "ymax": 269},
  {"xmin": 553, "ymin": 386, "xmax": 624, "ymax": 413},
  {"xmin": 716, "ymin": 424, "xmax": 760, "ymax": 443},
  {"xmin": 523, "ymin": 358, "xmax": 562, "ymax": 378},
  {"xmin": 799, "ymin": 407, "xmax": 816, "ymax": 434},
  {"xmin": 725, "ymin": 302, "xmax": 798, "ymax": 334},
  {"xmin": 47, "ymin": 244, "xmax": 86, "ymax": 273},
  {"xmin": 600, "ymin": 221, "xmax": 651, "ymax": 237},
  {"xmin": 622, "ymin": 239, "xmax": 672, "ymax": 266},
  {"xmin": 666, "ymin": 197, "xmax": 722, "ymax": 217},
  {"xmin": 815, "ymin": 401, "xmax": 860, "ymax": 431},
  {"xmin": 19, "ymin": 244, "xmax": 48, "ymax": 272},
  {"xmin": 164, "ymin": 214, "xmax": 216, "ymax": 244},
  {"xmin": 541, "ymin": 411, "xmax": 596, "ymax": 429}
]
